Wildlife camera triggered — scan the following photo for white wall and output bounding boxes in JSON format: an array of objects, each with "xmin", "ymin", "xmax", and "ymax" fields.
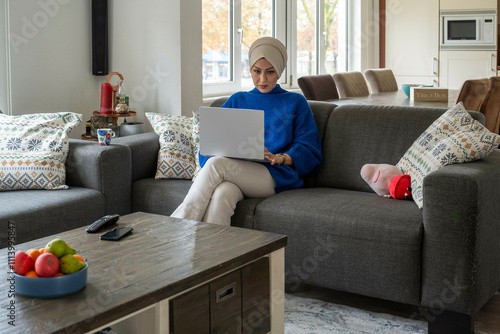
[
  {"xmin": 1, "ymin": 0, "xmax": 201, "ymax": 137},
  {"xmin": 109, "ymin": 0, "xmax": 181, "ymax": 119},
  {"xmin": 7, "ymin": 0, "xmax": 100, "ymax": 137},
  {"xmin": 0, "ymin": 1, "xmax": 8, "ymax": 114}
]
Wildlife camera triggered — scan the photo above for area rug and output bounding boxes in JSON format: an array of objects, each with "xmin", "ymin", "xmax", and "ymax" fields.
[{"xmin": 285, "ymin": 293, "xmax": 427, "ymax": 334}]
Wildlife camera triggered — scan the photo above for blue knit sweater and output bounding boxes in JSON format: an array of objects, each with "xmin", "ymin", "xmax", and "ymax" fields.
[{"xmin": 199, "ymin": 85, "xmax": 322, "ymax": 193}]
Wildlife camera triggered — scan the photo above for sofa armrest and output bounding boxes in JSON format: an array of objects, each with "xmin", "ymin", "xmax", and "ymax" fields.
[
  {"xmin": 210, "ymin": 97, "xmax": 229, "ymax": 107},
  {"xmin": 421, "ymin": 150, "xmax": 500, "ymax": 315},
  {"xmin": 66, "ymin": 139, "xmax": 132, "ymax": 215},
  {"xmin": 112, "ymin": 132, "xmax": 160, "ymax": 181}
]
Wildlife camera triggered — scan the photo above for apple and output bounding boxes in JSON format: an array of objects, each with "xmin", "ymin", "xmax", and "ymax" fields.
[
  {"xmin": 12, "ymin": 251, "xmax": 35, "ymax": 275},
  {"xmin": 35, "ymin": 253, "xmax": 60, "ymax": 277}
]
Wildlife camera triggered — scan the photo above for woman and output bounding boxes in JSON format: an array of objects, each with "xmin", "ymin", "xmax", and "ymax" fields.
[{"xmin": 171, "ymin": 36, "xmax": 322, "ymax": 225}]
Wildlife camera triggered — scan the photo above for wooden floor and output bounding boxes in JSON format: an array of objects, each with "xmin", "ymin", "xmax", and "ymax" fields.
[
  {"xmin": 476, "ymin": 292, "xmax": 500, "ymax": 334},
  {"xmin": 287, "ymin": 285, "xmax": 500, "ymax": 334}
]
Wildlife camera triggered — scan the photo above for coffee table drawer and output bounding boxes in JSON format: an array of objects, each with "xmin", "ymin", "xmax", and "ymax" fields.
[
  {"xmin": 170, "ymin": 284, "xmax": 210, "ymax": 334},
  {"xmin": 211, "ymin": 270, "xmax": 242, "ymax": 333},
  {"xmin": 170, "ymin": 257, "xmax": 270, "ymax": 334},
  {"xmin": 242, "ymin": 257, "xmax": 271, "ymax": 334}
]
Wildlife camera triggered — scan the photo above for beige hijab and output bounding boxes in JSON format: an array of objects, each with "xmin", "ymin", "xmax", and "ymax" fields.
[{"xmin": 248, "ymin": 37, "xmax": 287, "ymax": 79}]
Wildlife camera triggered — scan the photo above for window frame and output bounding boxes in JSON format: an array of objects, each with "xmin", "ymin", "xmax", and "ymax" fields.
[{"xmin": 203, "ymin": 0, "xmax": 241, "ymax": 97}]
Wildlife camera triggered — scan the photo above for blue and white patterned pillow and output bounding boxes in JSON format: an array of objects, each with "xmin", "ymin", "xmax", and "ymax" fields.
[
  {"xmin": 191, "ymin": 110, "xmax": 202, "ymax": 180},
  {"xmin": 0, "ymin": 112, "xmax": 82, "ymax": 191},
  {"xmin": 396, "ymin": 103, "xmax": 500, "ymax": 208},
  {"xmin": 146, "ymin": 113, "xmax": 197, "ymax": 180}
]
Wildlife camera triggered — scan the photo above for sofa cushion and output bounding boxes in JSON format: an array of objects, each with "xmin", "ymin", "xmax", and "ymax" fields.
[
  {"xmin": 315, "ymin": 104, "xmax": 485, "ymax": 193},
  {"xmin": 300, "ymin": 101, "xmax": 337, "ymax": 187},
  {"xmin": 0, "ymin": 112, "xmax": 82, "ymax": 191},
  {"xmin": 252, "ymin": 187, "xmax": 423, "ymax": 305},
  {"xmin": 0, "ymin": 187, "xmax": 104, "ymax": 247},
  {"xmin": 397, "ymin": 102, "xmax": 500, "ymax": 208},
  {"xmin": 131, "ymin": 178, "xmax": 192, "ymax": 215},
  {"xmin": 146, "ymin": 113, "xmax": 197, "ymax": 180}
]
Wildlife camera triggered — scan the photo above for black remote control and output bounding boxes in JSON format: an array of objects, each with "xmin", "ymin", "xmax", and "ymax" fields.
[{"xmin": 85, "ymin": 214, "xmax": 120, "ymax": 233}]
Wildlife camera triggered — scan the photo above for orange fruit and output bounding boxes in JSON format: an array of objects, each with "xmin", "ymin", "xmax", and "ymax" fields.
[
  {"xmin": 39, "ymin": 248, "xmax": 45, "ymax": 254},
  {"xmin": 53, "ymin": 272, "xmax": 64, "ymax": 277},
  {"xmin": 26, "ymin": 249, "xmax": 41, "ymax": 261},
  {"xmin": 25, "ymin": 270, "xmax": 39, "ymax": 277},
  {"xmin": 74, "ymin": 254, "xmax": 84, "ymax": 262}
]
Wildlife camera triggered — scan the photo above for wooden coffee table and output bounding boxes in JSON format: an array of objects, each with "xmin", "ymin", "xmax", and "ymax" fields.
[{"xmin": 0, "ymin": 212, "xmax": 287, "ymax": 334}]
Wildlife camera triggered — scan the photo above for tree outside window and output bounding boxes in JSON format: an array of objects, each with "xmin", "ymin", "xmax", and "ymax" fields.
[
  {"xmin": 202, "ymin": 0, "xmax": 230, "ymax": 82},
  {"xmin": 297, "ymin": 0, "xmax": 343, "ymax": 77}
]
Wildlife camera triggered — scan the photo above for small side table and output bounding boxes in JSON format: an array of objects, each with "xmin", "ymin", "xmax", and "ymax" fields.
[
  {"xmin": 81, "ymin": 134, "xmax": 97, "ymax": 141},
  {"xmin": 92, "ymin": 110, "xmax": 136, "ymax": 126},
  {"xmin": 80, "ymin": 111, "xmax": 137, "ymax": 140}
]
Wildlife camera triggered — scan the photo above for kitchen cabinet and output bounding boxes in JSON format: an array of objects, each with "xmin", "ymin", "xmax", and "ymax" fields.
[
  {"xmin": 440, "ymin": 0, "xmax": 496, "ymax": 10},
  {"xmin": 439, "ymin": 50, "xmax": 497, "ymax": 89},
  {"xmin": 385, "ymin": 0, "xmax": 440, "ymax": 87}
]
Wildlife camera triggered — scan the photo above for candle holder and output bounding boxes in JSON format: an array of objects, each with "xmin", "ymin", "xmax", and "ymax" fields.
[
  {"xmin": 106, "ymin": 72, "xmax": 124, "ymax": 111},
  {"xmin": 90, "ymin": 116, "xmax": 110, "ymax": 138},
  {"xmin": 115, "ymin": 96, "xmax": 130, "ymax": 114}
]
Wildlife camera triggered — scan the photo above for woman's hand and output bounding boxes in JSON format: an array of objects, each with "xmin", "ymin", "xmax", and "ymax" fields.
[{"xmin": 264, "ymin": 148, "xmax": 289, "ymax": 165}]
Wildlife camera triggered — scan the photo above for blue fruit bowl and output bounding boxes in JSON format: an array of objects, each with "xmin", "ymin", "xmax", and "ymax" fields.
[
  {"xmin": 401, "ymin": 84, "xmax": 433, "ymax": 97},
  {"xmin": 13, "ymin": 263, "xmax": 87, "ymax": 298}
]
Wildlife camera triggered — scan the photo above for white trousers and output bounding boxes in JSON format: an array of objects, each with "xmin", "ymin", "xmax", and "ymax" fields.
[{"xmin": 171, "ymin": 157, "xmax": 276, "ymax": 226}]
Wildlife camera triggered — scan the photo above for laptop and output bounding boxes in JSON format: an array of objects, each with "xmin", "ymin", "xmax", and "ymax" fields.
[{"xmin": 198, "ymin": 106, "xmax": 268, "ymax": 162}]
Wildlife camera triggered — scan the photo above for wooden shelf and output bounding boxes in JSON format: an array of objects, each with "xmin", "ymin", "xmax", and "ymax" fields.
[
  {"xmin": 92, "ymin": 110, "xmax": 136, "ymax": 126},
  {"xmin": 81, "ymin": 134, "xmax": 97, "ymax": 141}
]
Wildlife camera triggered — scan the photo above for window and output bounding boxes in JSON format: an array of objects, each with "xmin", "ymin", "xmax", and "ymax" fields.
[
  {"xmin": 202, "ymin": 0, "xmax": 347, "ymax": 97},
  {"xmin": 296, "ymin": 0, "xmax": 347, "ymax": 77},
  {"xmin": 240, "ymin": 0, "xmax": 274, "ymax": 88}
]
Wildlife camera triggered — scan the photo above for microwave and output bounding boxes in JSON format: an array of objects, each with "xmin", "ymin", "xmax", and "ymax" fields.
[{"xmin": 440, "ymin": 10, "xmax": 497, "ymax": 50}]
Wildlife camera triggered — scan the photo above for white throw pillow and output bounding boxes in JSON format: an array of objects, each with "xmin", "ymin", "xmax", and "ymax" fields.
[{"xmin": 0, "ymin": 112, "xmax": 82, "ymax": 191}]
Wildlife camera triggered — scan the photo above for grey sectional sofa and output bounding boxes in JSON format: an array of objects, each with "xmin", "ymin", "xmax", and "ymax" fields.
[
  {"xmin": 113, "ymin": 100, "xmax": 500, "ymax": 334},
  {"xmin": 0, "ymin": 140, "xmax": 132, "ymax": 248}
]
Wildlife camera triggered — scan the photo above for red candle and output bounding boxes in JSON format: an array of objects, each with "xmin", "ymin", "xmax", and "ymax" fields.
[{"xmin": 100, "ymin": 83, "xmax": 113, "ymax": 114}]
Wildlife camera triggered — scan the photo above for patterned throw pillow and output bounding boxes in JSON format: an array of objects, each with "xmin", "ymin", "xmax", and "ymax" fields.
[
  {"xmin": 0, "ymin": 112, "xmax": 82, "ymax": 191},
  {"xmin": 191, "ymin": 110, "xmax": 201, "ymax": 180},
  {"xmin": 146, "ymin": 113, "xmax": 198, "ymax": 180},
  {"xmin": 396, "ymin": 103, "xmax": 500, "ymax": 208}
]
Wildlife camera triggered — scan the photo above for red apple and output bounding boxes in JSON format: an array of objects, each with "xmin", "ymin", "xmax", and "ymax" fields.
[
  {"xmin": 12, "ymin": 251, "xmax": 35, "ymax": 275},
  {"xmin": 35, "ymin": 253, "xmax": 60, "ymax": 277}
]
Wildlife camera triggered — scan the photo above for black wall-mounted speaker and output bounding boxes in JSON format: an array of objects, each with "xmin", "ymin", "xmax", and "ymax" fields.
[{"xmin": 91, "ymin": 0, "xmax": 108, "ymax": 76}]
